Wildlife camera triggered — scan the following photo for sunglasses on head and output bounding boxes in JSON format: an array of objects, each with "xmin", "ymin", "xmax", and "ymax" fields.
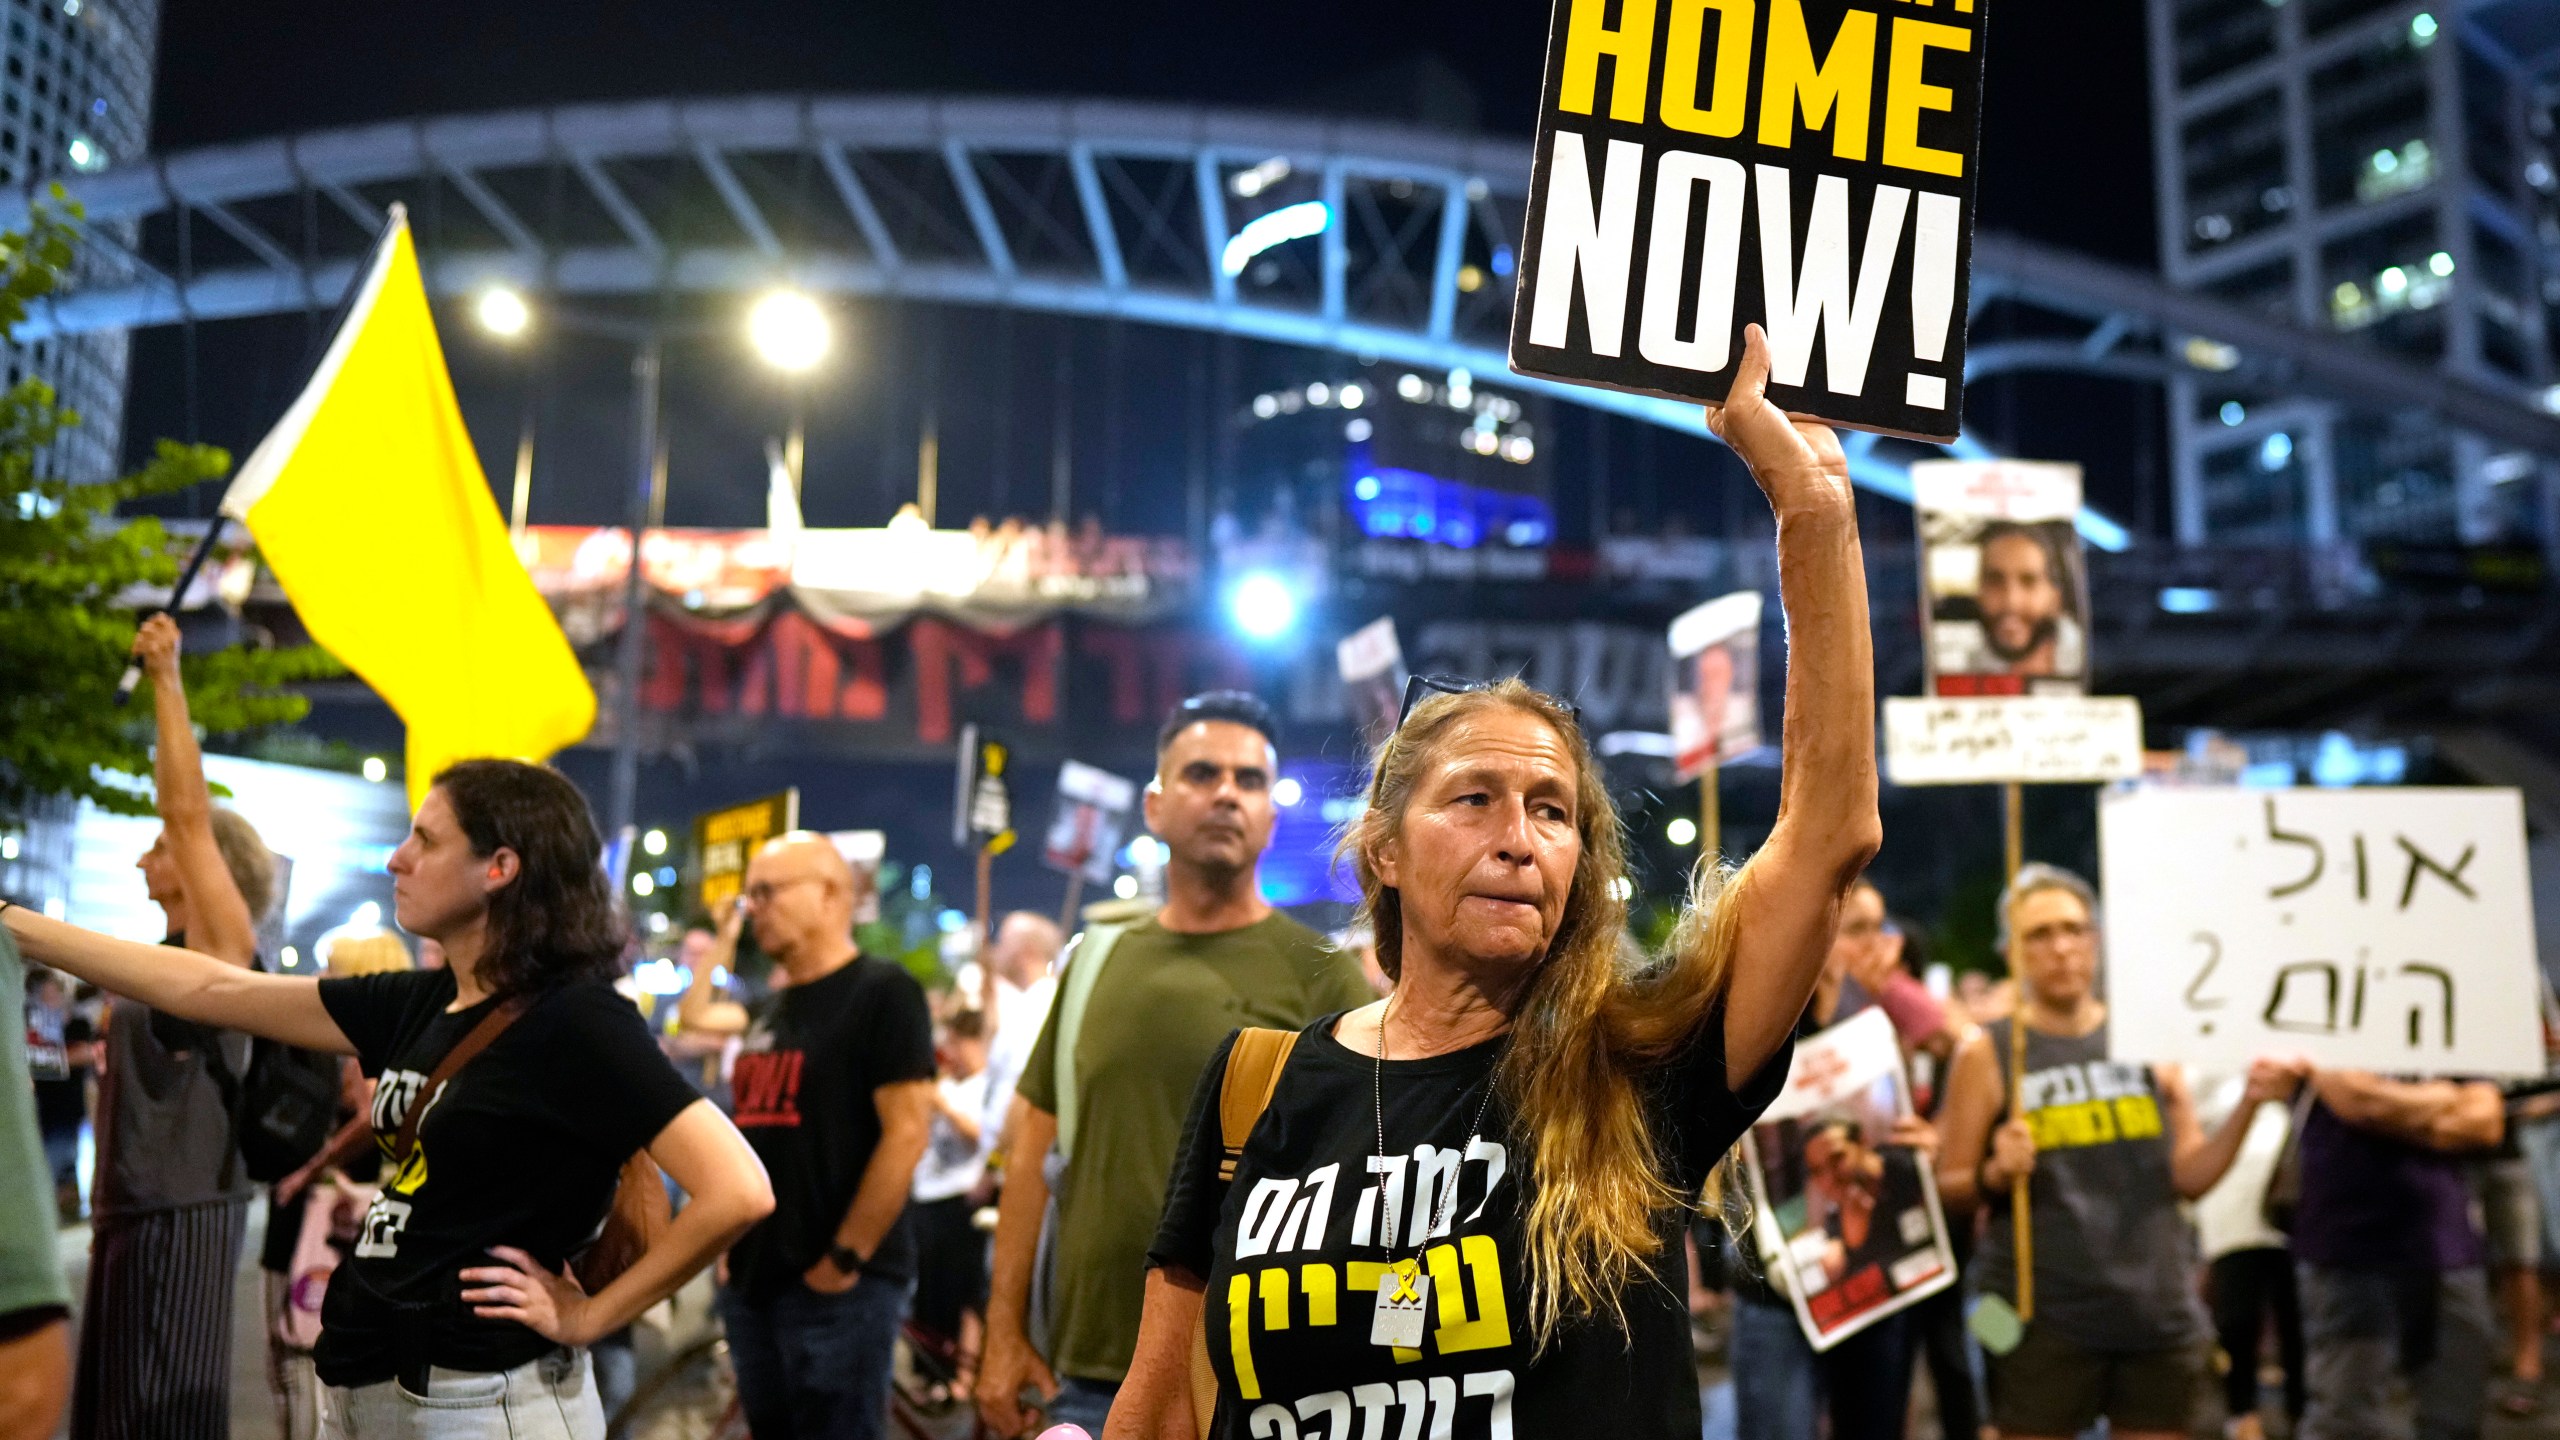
[{"xmin": 1395, "ymin": 673, "xmax": 1585, "ymax": 730}]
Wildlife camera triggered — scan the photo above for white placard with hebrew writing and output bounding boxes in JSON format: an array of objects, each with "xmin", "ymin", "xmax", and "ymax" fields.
[
  {"xmin": 2101, "ymin": 787, "xmax": 2542, "ymax": 1077},
  {"xmin": 1883, "ymin": 696, "xmax": 2144, "ymax": 786}
]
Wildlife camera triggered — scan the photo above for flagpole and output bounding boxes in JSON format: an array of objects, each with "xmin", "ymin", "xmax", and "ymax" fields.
[
  {"xmin": 606, "ymin": 334, "xmax": 663, "ymax": 844},
  {"xmin": 113, "ymin": 518, "xmax": 226, "ymax": 704}
]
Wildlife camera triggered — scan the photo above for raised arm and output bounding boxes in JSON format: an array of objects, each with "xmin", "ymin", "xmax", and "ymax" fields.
[
  {"xmin": 2168, "ymin": 1058, "xmax": 2302, "ymax": 1199},
  {"xmin": 1708, "ymin": 327, "xmax": 1884, "ymax": 1088},
  {"xmin": 1, "ymin": 903, "xmax": 349, "ymax": 1053},
  {"xmin": 135, "ymin": 614, "xmax": 259, "ymax": 968},
  {"xmin": 2313, "ymin": 1069, "xmax": 2505, "ymax": 1153},
  {"xmin": 674, "ymin": 903, "xmax": 750, "ymax": 1037}
]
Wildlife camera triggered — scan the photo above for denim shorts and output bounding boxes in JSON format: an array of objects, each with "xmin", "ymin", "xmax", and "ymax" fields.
[{"xmin": 319, "ymin": 1349, "xmax": 602, "ymax": 1440}]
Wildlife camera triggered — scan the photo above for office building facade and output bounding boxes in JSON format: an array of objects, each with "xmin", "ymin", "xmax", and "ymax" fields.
[
  {"xmin": 1, "ymin": 0, "xmax": 156, "ymax": 483},
  {"xmin": 2149, "ymin": 0, "xmax": 2560, "ymax": 551}
]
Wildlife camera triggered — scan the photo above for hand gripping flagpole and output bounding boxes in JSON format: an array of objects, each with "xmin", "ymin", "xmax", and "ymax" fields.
[{"xmin": 113, "ymin": 518, "xmax": 226, "ymax": 704}]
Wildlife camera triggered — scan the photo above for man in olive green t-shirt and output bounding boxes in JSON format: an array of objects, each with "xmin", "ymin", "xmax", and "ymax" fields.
[
  {"xmin": 0, "ymin": 919, "xmax": 75, "ymax": 1439},
  {"xmin": 977, "ymin": 693, "xmax": 1373, "ymax": 1437}
]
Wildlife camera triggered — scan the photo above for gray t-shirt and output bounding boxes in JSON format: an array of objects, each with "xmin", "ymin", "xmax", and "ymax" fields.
[
  {"xmin": 0, "ymin": 926, "xmax": 72, "ymax": 1317},
  {"xmin": 92, "ymin": 955, "xmax": 252, "ymax": 1218},
  {"xmin": 1972, "ymin": 1017, "xmax": 2204, "ymax": 1352}
]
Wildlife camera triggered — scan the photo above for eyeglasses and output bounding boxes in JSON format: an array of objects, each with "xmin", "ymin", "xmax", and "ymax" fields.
[
  {"xmin": 2020, "ymin": 919, "xmax": 2093, "ymax": 949},
  {"xmin": 741, "ymin": 874, "xmax": 822, "ymax": 908},
  {"xmin": 1396, "ymin": 674, "xmax": 1584, "ymax": 730}
]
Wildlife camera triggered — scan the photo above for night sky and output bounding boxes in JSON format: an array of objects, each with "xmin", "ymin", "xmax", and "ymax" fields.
[
  {"xmin": 129, "ymin": 0, "xmax": 2165, "ymax": 530},
  {"xmin": 117, "ymin": 1, "xmax": 2164, "ymax": 926}
]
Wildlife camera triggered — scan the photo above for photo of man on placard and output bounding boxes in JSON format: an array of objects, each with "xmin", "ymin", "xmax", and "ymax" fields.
[{"xmin": 1915, "ymin": 461, "xmax": 2091, "ymax": 696}]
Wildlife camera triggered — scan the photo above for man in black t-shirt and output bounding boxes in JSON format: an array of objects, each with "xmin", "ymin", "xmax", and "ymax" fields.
[{"xmin": 677, "ymin": 832, "xmax": 935, "ymax": 1440}]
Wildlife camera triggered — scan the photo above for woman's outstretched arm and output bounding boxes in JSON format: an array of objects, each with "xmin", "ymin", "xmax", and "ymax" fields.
[
  {"xmin": 1708, "ymin": 326, "xmax": 1883, "ymax": 1089},
  {"xmin": 0, "ymin": 905, "xmax": 350, "ymax": 1053}
]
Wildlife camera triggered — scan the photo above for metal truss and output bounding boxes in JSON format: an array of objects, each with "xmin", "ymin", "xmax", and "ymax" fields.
[{"xmin": 8, "ymin": 94, "xmax": 2558, "ymax": 552}]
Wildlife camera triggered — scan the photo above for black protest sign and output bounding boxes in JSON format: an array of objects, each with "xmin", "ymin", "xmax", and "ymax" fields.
[{"xmin": 1510, "ymin": 0, "xmax": 1987, "ymax": 441}]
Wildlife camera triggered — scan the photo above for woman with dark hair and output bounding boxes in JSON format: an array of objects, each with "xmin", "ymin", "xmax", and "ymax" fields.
[
  {"xmin": 2, "ymin": 758, "xmax": 775, "ymax": 1440},
  {"xmin": 1105, "ymin": 328, "xmax": 1882, "ymax": 1440}
]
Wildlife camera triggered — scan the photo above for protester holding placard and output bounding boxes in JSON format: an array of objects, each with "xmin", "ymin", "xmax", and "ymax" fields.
[
  {"xmin": 1937, "ymin": 864, "xmax": 2305, "ymax": 1440},
  {"xmin": 1730, "ymin": 881, "xmax": 1946, "ymax": 1440},
  {"xmin": 1105, "ymin": 329, "xmax": 1881, "ymax": 1440},
  {"xmin": 2291, "ymin": 1070, "xmax": 2505, "ymax": 1440}
]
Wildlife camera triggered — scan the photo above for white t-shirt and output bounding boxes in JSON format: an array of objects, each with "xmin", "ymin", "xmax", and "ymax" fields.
[
  {"xmin": 980, "ymin": 973, "xmax": 1058, "ymax": 1146},
  {"xmin": 912, "ymin": 1070, "xmax": 995, "ymax": 1203}
]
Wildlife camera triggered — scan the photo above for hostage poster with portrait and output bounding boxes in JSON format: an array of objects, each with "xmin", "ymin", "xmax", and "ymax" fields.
[
  {"xmin": 1740, "ymin": 1007, "xmax": 1955, "ymax": 1350},
  {"xmin": 1912, "ymin": 459, "xmax": 2091, "ymax": 697},
  {"xmin": 1667, "ymin": 589, "xmax": 1764, "ymax": 781}
]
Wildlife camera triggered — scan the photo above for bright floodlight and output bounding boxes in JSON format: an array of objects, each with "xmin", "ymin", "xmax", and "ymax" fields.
[
  {"xmin": 749, "ymin": 289, "xmax": 832, "ymax": 372},
  {"xmin": 476, "ymin": 287, "xmax": 531, "ymax": 339},
  {"xmin": 1229, "ymin": 572, "xmax": 1300, "ymax": 642},
  {"xmin": 643, "ymin": 828, "xmax": 669, "ymax": 856},
  {"xmin": 1666, "ymin": 817, "xmax": 1699, "ymax": 847},
  {"xmin": 1273, "ymin": 777, "xmax": 1304, "ymax": 808},
  {"xmin": 361, "ymin": 755, "xmax": 389, "ymax": 783}
]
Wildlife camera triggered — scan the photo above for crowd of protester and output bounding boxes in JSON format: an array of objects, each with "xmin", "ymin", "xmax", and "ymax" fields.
[{"xmin": 3, "ymin": 340, "xmax": 2557, "ymax": 1440}]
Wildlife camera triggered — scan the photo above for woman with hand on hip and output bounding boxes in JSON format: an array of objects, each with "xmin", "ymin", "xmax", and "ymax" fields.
[
  {"xmin": 2, "ymin": 758, "xmax": 774, "ymax": 1439},
  {"xmin": 1107, "ymin": 326, "xmax": 1883, "ymax": 1440}
]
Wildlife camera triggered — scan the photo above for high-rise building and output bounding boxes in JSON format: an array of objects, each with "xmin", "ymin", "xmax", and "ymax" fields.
[
  {"xmin": 2148, "ymin": 0, "xmax": 2560, "ymax": 551},
  {"xmin": 0, "ymin": 0, "xmax": 156, "ymax": 483}
]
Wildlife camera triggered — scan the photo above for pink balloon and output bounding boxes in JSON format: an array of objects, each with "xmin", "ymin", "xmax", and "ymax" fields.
[{"xmin": 1034, "ymin": 1428, "xmax": 1093, "ymax": 1440}]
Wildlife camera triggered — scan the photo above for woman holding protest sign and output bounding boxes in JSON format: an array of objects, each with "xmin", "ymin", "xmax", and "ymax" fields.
[
  {"xmin": 1, "ymin": 758, "xmax": 774, "ymax": 1440},
  {"xmin": 1937, "ymin": 864, "xmax": 2304, "ymax": 1440},
  {"xmin": 1098, "ymin": 326, "xmax": 1881, "ymax": 1440}
]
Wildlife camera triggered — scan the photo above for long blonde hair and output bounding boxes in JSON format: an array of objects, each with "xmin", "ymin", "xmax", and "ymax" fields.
[{"xmin": 1342, "ymin": 679, "xmax": 1749, "ymax": 1343}]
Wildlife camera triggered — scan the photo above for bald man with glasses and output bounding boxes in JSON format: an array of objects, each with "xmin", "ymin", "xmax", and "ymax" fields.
[{"xmin": 679, "ymin": 833, "xmax": 936, "ymax": 1440}]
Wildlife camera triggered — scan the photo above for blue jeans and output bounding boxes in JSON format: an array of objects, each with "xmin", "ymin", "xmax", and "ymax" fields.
[
  {"xmin": 1045, "ymin": 1377, "xmax": 1119, "ymax": 1435},
  {"xmin": 1731, "ymin": 1294, "xmax": 1913, "ymax": 1440},
  {"xmin": 718, "ymin": 1277, "xmax": 913, "ymax": 1440}
]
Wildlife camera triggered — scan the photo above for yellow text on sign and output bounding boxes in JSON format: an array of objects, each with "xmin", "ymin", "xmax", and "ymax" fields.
[
  {"xmin": 1226, "ymin": 1244, "xmax": 1516, "ymax": 1397},
  {"xmin": 1556, "ymin": 0, "xmax": 1974, "ymax": 178}
]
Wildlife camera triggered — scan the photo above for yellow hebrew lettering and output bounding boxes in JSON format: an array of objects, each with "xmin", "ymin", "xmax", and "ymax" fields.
[
  {"xmin": 1882, "ymin": 17, "xmax": 1968, "ymax": 176},
  {"xmin": 1228, "ymin": 1273, "xmax": 1262, "ymax": 1399},
  {"xmin": 1424, "ymin": 1236, "xmax": 1514, "ymax": 1355},
  {"xmin": 1559, "ymin": 0, "xmax": 1659, "ymax": 122},
  {"xmin": 1659, "ymin": 0, "xmax": 1755, "ymax": 139},
  {"xmin": 2114, "ymin": 1095, "xmax": 2163, "ymax": 1139},
  {"xmin": 1260, "ymin": 1267, "xmax": 1291, "ymax": 1331},
  {"xmin": 1302, "ymin": 1263, "xmax": 1338, "ymax": 1326},
  {"xmin": 1756, "ymin": 0, "xmax": 1877, "ymax": 161}
]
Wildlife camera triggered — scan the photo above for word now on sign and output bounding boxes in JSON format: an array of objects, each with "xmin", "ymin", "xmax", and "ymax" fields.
[
  {"xmin": 1511, "ymin": 0, "xmax": 1987, "ymax": 440},
  {"xmin": 2101, "ymin": 787, "xmax": 2544, "ymax": 1078}
]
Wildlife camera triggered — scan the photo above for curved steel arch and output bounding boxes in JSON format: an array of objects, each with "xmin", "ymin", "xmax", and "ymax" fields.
[{"xmin": 9, "ymin": 95, "xmax": 2554, "ymax": 547}]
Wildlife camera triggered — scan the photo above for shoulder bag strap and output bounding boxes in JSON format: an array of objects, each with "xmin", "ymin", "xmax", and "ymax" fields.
[
  {"xmin": 1191, "ymin": 1026, "xmax": 1302, "ymax": 1437},
  {"xmin": 389, "ymin": 996, "xmax": 529, "ymax": 1170},
  {"xmin": 1051, "ymin": 921, "xmax": 1127, "ymax": 1163}
]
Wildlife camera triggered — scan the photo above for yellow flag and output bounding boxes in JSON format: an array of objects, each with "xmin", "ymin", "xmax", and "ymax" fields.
[{"xmin": 221, "ymin": 208, "xmax": 594, "ymax": 808}]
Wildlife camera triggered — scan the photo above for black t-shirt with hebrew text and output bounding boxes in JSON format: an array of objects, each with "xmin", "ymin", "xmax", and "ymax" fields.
[
  {"xmin": 314, "ymin": 969, "xmax": 700, "ymax": 1385},
  {"xmin": 1149, "ymin": 1005, "xmax": 1789, "ymax": 1440}
]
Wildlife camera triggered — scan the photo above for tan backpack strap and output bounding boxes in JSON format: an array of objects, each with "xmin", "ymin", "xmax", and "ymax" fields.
[
  {"xmin": 391, "ymin": 996, "xmax": 528, "ymax": 1169},
  {"xmin": 1216, "ymin": 1027, "xmax": 1300, "ymax": 1182},
  {"xmin": 1193, "ymin": 1026, "xmax": 1301, "ymax": 1437}
]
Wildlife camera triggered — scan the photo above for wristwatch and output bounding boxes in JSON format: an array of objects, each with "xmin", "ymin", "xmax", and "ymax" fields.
[{"xmin": 825, "ymin": 1243, "xmax": 870, "ymax": 1277}]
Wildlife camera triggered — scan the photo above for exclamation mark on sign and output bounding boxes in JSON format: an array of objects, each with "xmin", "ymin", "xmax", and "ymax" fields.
[{"xmin": 1905, "ymin": 192, "xmax": 1962, "ymax": 410}]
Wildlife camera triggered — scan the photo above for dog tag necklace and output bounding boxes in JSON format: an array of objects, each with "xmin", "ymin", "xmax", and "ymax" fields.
[{"xmin": 1369, "ymin": 995, "xmax": 1503, "ymax": 1350}]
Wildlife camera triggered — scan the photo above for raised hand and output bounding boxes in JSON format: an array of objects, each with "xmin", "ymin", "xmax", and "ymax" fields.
[
  {"xmin": 1703, "ymin": 323, "xmax": 1855, "ymax": 521},
  {"xmin": 131, "ymin": 612, "xmax": 182, "ymax": 683}
]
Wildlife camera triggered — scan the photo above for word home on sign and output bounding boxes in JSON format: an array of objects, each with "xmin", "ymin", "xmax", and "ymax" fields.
[
  {"xmin": 1512, "ymin": 0, "xmax": 1989, "ymax": 439},
  {"xmin": 2100, "ymin": 787, "xmax": 2544, "ymax": 1078}
]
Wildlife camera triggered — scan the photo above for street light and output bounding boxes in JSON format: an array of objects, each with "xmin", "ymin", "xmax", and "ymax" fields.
[
  {"xmin": 747, "ymin": 290, "xmax": 831, "ymax": 373},
  {"xmin": 476, "ymin": 286, "xmax": 532, "ymax": 340}
]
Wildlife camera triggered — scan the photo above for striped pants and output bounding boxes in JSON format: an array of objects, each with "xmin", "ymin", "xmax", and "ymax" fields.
[{"xmin": 72, "ymin": 1198, "xmax": 250, "ymax": 1440}]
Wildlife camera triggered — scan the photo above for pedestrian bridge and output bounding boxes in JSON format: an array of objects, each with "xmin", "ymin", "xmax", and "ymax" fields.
[{"xmin": 9, "ymin": 95, "xmax": 2559, "ymax": 549}]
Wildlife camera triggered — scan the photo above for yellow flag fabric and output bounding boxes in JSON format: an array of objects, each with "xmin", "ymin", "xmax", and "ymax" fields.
[{"xmin": 221, "ymin": 210, "xmax": 594, "ymax": 808}]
